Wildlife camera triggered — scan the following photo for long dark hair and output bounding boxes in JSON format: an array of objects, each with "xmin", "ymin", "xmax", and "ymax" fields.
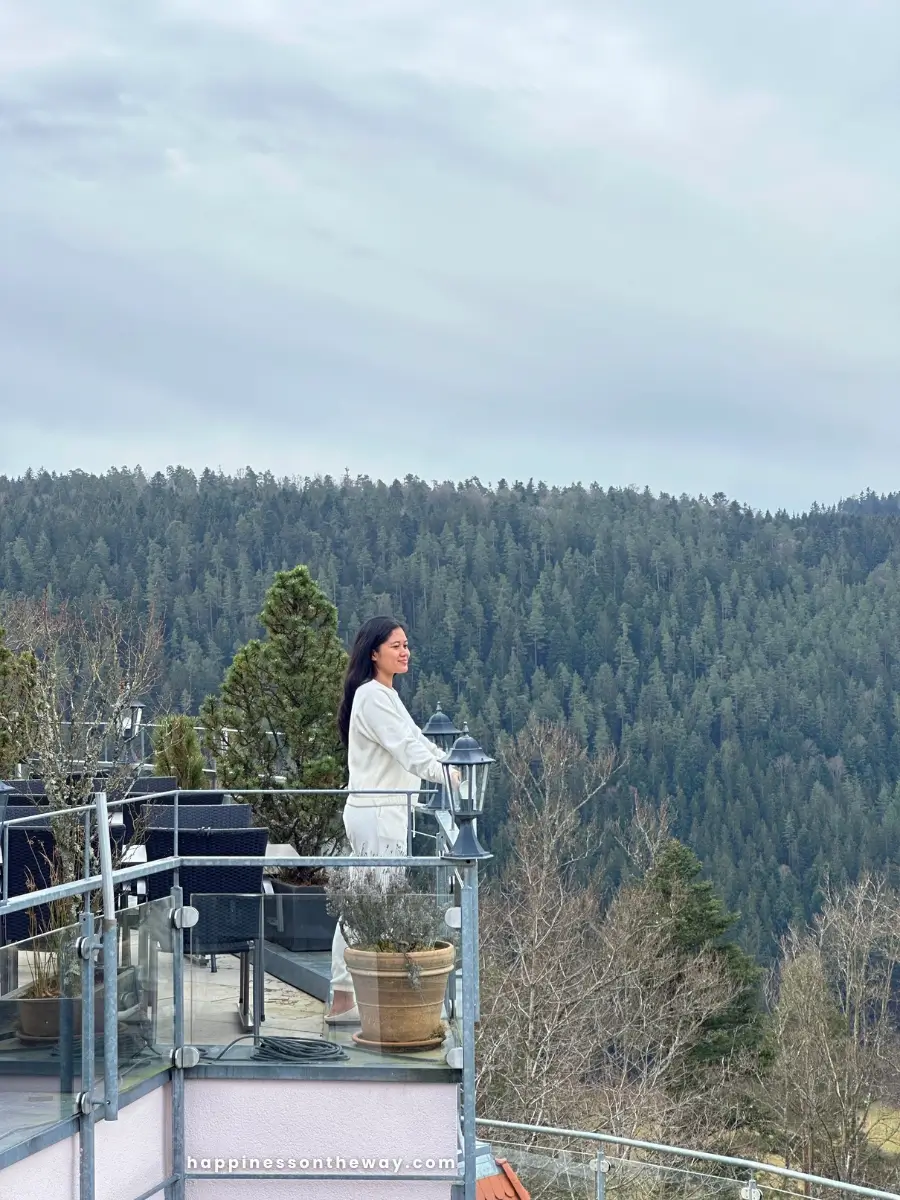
[{"xmin": 337, "ymin": 616, "xmax": 406, "ymax": 746}]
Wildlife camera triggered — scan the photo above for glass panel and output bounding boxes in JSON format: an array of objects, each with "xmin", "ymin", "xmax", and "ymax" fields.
[
  {"xmin": 0, "ymin": 921, "xmax": 82, "ymax": 1155},
  {"xmin": 186, "ymin": 877, "xmax": 460, "ymax": 1070},
  {"xmin": 116, "ymin": 895, "xmax": 176, "ymax": 1096}
]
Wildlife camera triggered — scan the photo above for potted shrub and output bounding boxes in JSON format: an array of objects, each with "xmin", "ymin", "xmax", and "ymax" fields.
[
  {"xmin": 15, "ymin": 945, "xmax": 138, "ymax": 1042},
  {"xmin": 326, "ymin": 868, "xmax": 455, "ymax": 1049},
  {"xmin": 12, "ymin": 854, "xmax": 138, "ymax": 1043}
]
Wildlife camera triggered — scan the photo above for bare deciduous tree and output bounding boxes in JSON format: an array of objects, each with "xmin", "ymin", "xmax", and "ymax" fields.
[
  {"xmin": 1, "ymin": 594, "xmax": 162, "ymax": 883},
  {"xmin": 477, "ymin": 719, "xmax": 744, "ymax": 1168},
  {"xmin": 762, "ymin": 876, "xmax": 900, "ymax": 1189}
]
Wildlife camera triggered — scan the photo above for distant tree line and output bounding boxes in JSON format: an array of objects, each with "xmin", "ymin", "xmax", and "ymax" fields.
[{"xmin": 3, "ymin": 467, "xmax": 900, "ymax": 954}]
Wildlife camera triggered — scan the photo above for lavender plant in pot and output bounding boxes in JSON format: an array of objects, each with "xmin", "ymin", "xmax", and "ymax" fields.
[{"xmin": 326, "ymin": 868, "xmax": 455, "ymax": 1050}]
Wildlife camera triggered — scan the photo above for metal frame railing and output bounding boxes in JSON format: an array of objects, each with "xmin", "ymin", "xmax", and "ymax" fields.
[
  {"xmin": 0, "ymin": 787, "xmax": 481, "ymax": 1200},
  {"xmin": 475, "ymin": 1120, "xmax": 900, "ymax": 1200}
]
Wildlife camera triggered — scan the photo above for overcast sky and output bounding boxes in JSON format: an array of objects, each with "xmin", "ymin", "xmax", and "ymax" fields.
[{"xmin": 1, "ymin": 1, "xmax": 898, "ymax": 512}]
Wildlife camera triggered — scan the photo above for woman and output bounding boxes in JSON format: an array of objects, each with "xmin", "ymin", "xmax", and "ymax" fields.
[{"xmin": 326, "ymin": 616, "xmax": 457, "ymax": 1024}]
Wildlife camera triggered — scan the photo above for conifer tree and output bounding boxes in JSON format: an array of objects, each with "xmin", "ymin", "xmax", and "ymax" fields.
[{"xmin": 201, "ymin": 566, "xmax": 347, "ymax": 868}]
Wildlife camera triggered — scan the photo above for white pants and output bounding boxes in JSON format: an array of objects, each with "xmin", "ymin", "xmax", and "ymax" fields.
[{"xmin": 330, "ymin": 803, "xmax": 409, "ymax": 994}]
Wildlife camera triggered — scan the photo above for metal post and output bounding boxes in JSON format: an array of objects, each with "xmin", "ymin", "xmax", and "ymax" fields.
[
  {"xmin": 460, "ymin": 863, "xmax": 477, "ymax": 1200},
  {"xmin": 596, "ymin": 1148, "xmax": 607, "ymax": 1200},
  {"xmin": 82, "ymin": 810, "xmax": 92, "ymax": 918},
  {"xmin": 406, "ymin": 792, "xmax": 414, "ymax": 857},
  {"xmin": 472, "ymin": 867, "xmax": 481, "ymax": 1024},
  {"xmin": 2, "ymin": 820, "xmax": 8, "ymax": 903},
  {"xmin": 173, "ymin": 791, "xmax": 180, "ymax": 889},
  {"xmin": 254, "ymin": 893, "xmax": 265, "ymax": 1044},
  {"xmin": 79, "ymin": 909, "xmax": 96, "ymax": 1200},
  {"xmin": 94, "ymin": 791, "xmax": 119, "ymax": 1121},
  {"xmin": 171, "ymin": 885, "xmax": 186, "ymax": 1200}
]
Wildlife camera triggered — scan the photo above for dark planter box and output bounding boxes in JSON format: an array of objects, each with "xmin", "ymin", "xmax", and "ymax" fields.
[{"xmin": 265, "ymin": 878, "xmax": 337, "ymax": 953}]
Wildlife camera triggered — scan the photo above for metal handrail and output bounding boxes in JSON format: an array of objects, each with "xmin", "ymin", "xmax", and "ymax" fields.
[
  {"xmin": 476, "ymin": 1119, "xmax": 900, "ymax": 1200},
  {"xmin": 0, "ymin": 786, "xmax": 440, "ymax": 827}
]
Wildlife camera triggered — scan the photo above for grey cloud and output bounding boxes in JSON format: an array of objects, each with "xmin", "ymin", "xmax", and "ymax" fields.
[{"xmin": 1, "ymin": 0, "xmax": 899, "ymax": 510}]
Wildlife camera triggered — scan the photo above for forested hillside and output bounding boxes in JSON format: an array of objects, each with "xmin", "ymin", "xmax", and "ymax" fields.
[{"xmin": 3, "ymin": 466, "xmax": 900, "ymax": 956}]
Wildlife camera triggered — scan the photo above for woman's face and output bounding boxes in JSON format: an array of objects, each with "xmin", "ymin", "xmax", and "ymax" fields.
[{"xmin": 372, "ymin": 627, "xmax": 410, "ymax": 679}]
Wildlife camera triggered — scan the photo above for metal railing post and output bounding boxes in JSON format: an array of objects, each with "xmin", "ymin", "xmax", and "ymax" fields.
[
  {"xmin": 82, "ymin": 810, "xmax": 92, "ymax": 918},
  {"xmin": 94, "ymin": 791, "xmax": 118, "ymax": 1121},
  {"xmin": 472, "ymin": 866, "xmax": 480, "ymax": 1024},
  {"xmin": 461, "ymin": 863, "xmax": 478, "ymax": 1200},
  {"xmin": 79, "ymin": 909, "xmax": 96, "ymax": 1200},
  {"xmin": 171, "ymin": 884, "xmax": 186, "ymax": 1200},
  {"xmin": 596, "ymin": 1147, "xmax": 607, "ymax": 1200}
]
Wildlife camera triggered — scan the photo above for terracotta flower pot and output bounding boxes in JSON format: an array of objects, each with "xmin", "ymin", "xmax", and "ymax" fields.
[{"xmin": 344, "ymin": 941, "xmax": 455, "ymax": 1047}]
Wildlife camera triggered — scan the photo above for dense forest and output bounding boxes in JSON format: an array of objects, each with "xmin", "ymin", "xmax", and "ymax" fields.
[{"xmin": 3, "ymin": 467, "xmax": 900, "ymax": 957}]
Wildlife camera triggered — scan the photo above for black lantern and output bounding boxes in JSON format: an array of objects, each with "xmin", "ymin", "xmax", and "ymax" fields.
[
  {"xmin": 441, "ymin": 725, "xmax": 494, "ymax": 861},
  {"xmin": 422, "ymin": 705, "xmax": 463, "ymax": 812},
  {"xmin": 422, "ymin": 704, "xmax": 462, "ymax": 751}
]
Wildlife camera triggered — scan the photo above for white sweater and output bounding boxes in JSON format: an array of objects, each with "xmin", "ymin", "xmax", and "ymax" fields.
[{"xmin": 346, "ymin": 680, "xmax": 446, "ymax": 807}]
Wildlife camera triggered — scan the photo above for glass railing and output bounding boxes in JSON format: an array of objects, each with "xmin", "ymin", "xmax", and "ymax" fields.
[
  {"xmin": 0, "ymin": 921, "xmax": 83, "ymax": 1155},
  {"xmin": 187, "ymin": 880, "xmax": 460, "ymax": 1069},
  {"xmin": 0, "ymin": 893, "xmax": 178, "ymax": 1154},
  {"xmin": 115, "ymin": 896, "xmax": 175, "ymax": 1096}
]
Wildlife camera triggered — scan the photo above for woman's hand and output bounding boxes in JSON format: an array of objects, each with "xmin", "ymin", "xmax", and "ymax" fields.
[{"xmin": 448, "ymin": 767, "xmax": 461, "ymax": 789}]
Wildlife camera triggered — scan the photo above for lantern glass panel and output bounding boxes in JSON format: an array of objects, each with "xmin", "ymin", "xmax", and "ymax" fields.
[{"xmin": 461, "ymin": 764, "xmax": 488, "ymax": 814}]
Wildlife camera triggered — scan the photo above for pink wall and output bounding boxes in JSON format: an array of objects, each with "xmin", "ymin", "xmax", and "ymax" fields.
[
  {"xmin": 0, "ymin": 1078, "xmax": 458, "ymax": 1200},
  {"xmin": 0, "ymin": 1084, "xmax": 169, "ymax": 1200},
  {"xmin": 184, "ymin": 1079, "xmax": 458, "ymax": 1200}
]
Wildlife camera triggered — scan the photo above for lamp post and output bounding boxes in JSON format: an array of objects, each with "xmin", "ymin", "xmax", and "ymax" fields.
[
  {"xmin": 440, "ymin": 725, "xmax": 492, "ymax": 1200},
  {"xmin": 440, "ymin": 725, "xmax": 493, "ymax": 862},
  {"xmin": 421, "ymin": 705, "xmax": 462, "ymax": 812}
]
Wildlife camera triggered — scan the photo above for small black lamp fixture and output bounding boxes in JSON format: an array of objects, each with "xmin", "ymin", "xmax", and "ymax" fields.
[
  {"xmin": 440, "ymin": 725, "xmax": 494, "ymax": 861},
  {"xmin": 422, "ymin": 705, "xmax": 463, "ymax": 811}
]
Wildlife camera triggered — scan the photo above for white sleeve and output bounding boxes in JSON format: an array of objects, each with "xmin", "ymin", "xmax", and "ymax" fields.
[{"xmin": 356, "ymin": 689, "xmax": 447, "ymax": 785}]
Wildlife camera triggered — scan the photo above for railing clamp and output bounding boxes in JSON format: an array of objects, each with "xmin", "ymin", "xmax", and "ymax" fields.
[
  {"xmin": 75, "ymin": 1092, "xmax": 94, "ymax": 1116},
  {"xmin": 75, "ymin": 937, "xmax": 100, "ymax": 962},
  {"xmin": 172, "ymin": 1045, "xmax": 201, "ymax": 1070},
  {"xmin": 444, "ymin": 906, "xmax": 462, "ymax": 929},
  {"xmin": 171, "ymin": 906, "xmax": 200, "ymax": 930}
]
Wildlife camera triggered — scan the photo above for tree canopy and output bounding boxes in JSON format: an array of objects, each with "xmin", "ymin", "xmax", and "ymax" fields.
[{"xmin": 3, "ymin": 467, "xmax": 900, "ymax": 951}]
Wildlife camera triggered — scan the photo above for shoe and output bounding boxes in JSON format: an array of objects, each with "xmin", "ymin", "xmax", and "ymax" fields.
[{"xmin": 324, "ymin": 1004, "xmax": 360, "ymax": 1026}]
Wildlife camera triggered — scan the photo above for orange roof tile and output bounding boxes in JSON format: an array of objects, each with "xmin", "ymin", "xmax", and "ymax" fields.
[{"xmin": 476, "ymin": 1157, "xmax": 530, "ymax": 1200}]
